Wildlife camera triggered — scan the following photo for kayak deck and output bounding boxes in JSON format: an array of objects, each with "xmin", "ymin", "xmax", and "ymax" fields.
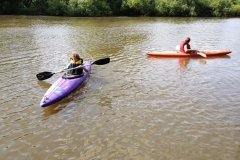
[{"xmin": 147, "ymin": 50, "xmax": 231, "ymax": 57}]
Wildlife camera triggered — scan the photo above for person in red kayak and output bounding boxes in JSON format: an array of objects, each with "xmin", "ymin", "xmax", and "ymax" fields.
[
  {"xmin": 60, "ymin": 52, "xmax": 88, "ymax": 74},
  {"xmin": 179, "ymin": 37, "xmax": 195, "ymax": 53},
  {"xmin": 179, "ymin": 37, "xmax": 207, "ymax": 57}
]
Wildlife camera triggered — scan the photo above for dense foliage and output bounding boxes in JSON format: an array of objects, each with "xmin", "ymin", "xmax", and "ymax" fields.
[{"xmin": 0, "ymin": 0, "xmax": 240, "ymax": 16}]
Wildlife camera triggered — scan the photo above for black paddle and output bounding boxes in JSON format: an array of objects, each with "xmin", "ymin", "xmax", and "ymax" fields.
[{"xmin": 36, "ymin": 57, "xmax": 110, "ymax": 81}]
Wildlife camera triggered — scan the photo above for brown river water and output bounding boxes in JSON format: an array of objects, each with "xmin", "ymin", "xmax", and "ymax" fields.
[{"xmin": 0, "ymin": 16, "xmax": 239, "ymax": 159}]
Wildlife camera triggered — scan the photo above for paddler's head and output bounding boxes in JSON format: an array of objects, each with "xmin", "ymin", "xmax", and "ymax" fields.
[
  {"xmin": 71, "ymin": 52, "xmax": 80, "ymax": 62},
  {"xmin": 185, "ymin": 37, "xmax": 191, "ymax": 43}
]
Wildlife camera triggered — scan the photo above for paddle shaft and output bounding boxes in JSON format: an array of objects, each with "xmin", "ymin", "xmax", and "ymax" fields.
[
  {"xmin": 36, "ymin": 57, "xmax": 110, "ymax": 80},
  {"xmin": 63, "ymin": 57, "xmax": 110, "ymax": 72}
]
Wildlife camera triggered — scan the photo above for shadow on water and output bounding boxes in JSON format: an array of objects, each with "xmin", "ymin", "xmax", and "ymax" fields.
[
  {"xmin": 37, "ymin": 80, "xmax": 52, "ymax": 89},
  {"xmin": 176, "ymin": 56, "xmax": 230, "ymax": 68},
  {"xmin": 42, "ymin": 98, "xmax": 71, "ymax": 117}
]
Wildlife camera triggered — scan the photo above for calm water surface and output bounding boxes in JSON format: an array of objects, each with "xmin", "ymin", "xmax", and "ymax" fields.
[{"xmin": 0, "ymin": 16, "xmax": 239, "ymax": 159}]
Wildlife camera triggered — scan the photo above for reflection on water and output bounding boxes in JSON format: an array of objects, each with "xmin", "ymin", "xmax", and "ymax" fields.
[
  {"xmin": 0, "ymin": 16, "xmax": 239, "ymax": 159},
  {"xmin": 178, "ymin": 58, "xmax": 191, "ymax": 68},
  {"xmin": 42, "ymin": 99, "xmax": 69, "ymax": 116},
  {"xmin": 37, "ymin": 80, "xmax": 52, "ymax": 89}
]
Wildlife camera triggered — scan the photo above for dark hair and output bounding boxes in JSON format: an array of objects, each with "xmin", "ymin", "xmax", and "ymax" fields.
[{"xmin": 185, "ymin": 37, "xmax": 191, "ymax": 42}]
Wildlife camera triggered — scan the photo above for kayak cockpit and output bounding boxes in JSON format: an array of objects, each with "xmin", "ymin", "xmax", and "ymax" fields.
[{"xmin": 62, "ymin": 73, "xmax": 84, "ymax": 79}]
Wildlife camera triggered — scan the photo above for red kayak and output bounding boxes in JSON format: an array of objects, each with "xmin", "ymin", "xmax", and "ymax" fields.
[{"xmin": 147, "ymin": 50, "xmax": 231, "ymax": 57}]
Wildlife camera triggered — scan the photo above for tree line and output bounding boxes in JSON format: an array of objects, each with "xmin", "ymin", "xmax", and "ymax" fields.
[{"xmin": 0, "ymin": 0, "xmax": 240, "ymax": 17}]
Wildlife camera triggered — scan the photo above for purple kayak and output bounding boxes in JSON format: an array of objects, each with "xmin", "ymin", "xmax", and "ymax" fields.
[{"xmin": 40, "ymin": 61, "xmax": 91, "ymax": 107}]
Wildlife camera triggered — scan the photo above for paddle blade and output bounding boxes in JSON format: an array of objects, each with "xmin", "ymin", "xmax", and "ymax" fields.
[
  {"xmin": 36, "ymin": 72, "xmax": 55, "ymax": 81},
  {"xmin": 197, "ymin": 52, "xmax": 207, "ymax": 58},
  {"xmin": 91, "ymin": 57, "xmax": 110, "ymax": 65}
]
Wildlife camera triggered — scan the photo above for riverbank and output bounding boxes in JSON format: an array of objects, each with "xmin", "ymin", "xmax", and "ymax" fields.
[{"xmin": 1, "ymin": 0, "xmax": 240, "ymax": 17}]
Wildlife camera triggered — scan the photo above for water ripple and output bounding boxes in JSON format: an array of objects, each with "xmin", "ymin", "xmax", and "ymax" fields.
[{"xmin": 0, "ymin": 16, "xmax": 239, "ymax": 160}]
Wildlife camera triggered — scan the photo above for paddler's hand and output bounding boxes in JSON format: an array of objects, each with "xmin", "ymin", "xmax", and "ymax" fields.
[
  {"xmin": 59, "ymin": 69, "xmax": 66, "ymax": 73},
  {"xmin": 77, "ymin": 65, "xmax": 84, "ymax": 68},
  {"xmin": 78, "ymin": 65, "xmax": 88, "ymax": 72}
]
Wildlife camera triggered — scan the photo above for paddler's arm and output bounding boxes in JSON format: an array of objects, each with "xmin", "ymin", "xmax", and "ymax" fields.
[
  {"xmin": 59, "ymin": 63, "xmax": 70, "ymax": 73},
  {"xmin": 184, "ymin": 45, "xmax": 197, "ymax": 53},
  {"xmin": 78, "ymin": 64, "xmax": 88, "ymax": 72},
  {"xmin": 184, "ymin": 45, "xmax": 191, "ymax": 53}
]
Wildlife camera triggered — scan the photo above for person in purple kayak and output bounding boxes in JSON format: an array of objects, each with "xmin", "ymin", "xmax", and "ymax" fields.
[{"xmin": 60, "ymin": 52, "xmax": 88, "ymax": 74}]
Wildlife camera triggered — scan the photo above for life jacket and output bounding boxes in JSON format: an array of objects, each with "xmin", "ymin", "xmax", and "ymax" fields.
[
  {"xmin": 179, "ymin": 41, "xmax": 190, "ymax": 53},
  {"xmin": 67, "ymin": 58, "xmax": 83, "ymax": 75}
]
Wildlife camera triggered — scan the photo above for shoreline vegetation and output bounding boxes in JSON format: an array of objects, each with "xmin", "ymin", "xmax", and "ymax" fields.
[{"xmin": 0, "ymin": 0, "xmax": 240, "ymax": 17}]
